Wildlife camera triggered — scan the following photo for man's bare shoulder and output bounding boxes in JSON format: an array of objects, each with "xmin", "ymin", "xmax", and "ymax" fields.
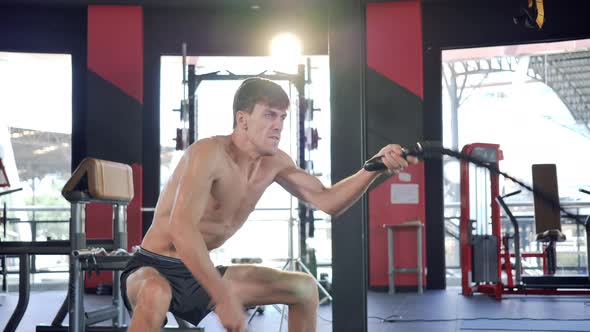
[
  {"xmin": 181, "ymin": 136, "xmax": 230, "ymax": 177},
  {"xmin": 185, "ymin": 136, "xmax": 229, "ymax": 159},
  {"xmin": 265, "ymin": 149, "xmax": 296, "ymax": 170}
]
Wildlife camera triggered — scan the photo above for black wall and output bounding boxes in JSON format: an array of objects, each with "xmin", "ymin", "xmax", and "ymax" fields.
[{"xmin": 0, "ymin": 6, "xmax": 87, "ymax": 170}]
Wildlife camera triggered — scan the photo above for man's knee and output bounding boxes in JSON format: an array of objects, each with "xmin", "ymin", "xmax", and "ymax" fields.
[
  {"xmin": 132, "ymin": 277, "xmax": 172, "ymax": 327},
  {"xmin": 137, "ymin": 278, "xmax": 172, "ymax": 308},
  {"xmin": 292, "ymin": 273, "xmax": 319, "ymax": 305}
]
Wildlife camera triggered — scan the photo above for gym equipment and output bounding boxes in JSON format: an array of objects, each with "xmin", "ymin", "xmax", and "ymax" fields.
[
  {"xmin": 305, "ymin": 127, "xmax": 320, "ymax": 150},
  {"xmin": 364, "ymin": 141, "xmax": 590, "ymax": 299},
  {"xmin": 1, "ymin": 158, "xmax": 203, "ymax": 331},
  {"xmin": 458, "ymin": 143, "xmax": 505, "ymax": 298},
  {"xmin": 365, "ymin": 143, "xmax": 503, "ymax": 297},
  {"xmin": 173, "ymin": 43, "xmax": 190, "ymax": 151},
  {"xmin": 496, "ymin": 165, "xmax": 590, "ymax": 296},
  {"xmin": 1, "ymin": 158, "xmax": 132, "ymax": 332}
]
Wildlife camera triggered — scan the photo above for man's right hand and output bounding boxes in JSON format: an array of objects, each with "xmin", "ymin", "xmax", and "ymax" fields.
[
  {"xmin": 370, "ymin": 144, "xmax": 413, "ymax": 175},
  {"xmin": 214, "ymin": 294, "xmax": 246, "ymax": 332}
]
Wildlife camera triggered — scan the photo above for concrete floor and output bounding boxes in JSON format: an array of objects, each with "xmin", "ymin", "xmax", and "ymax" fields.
[{"xmin": 2, "ymin": 285, "xmax": 590, "ymax": 331}]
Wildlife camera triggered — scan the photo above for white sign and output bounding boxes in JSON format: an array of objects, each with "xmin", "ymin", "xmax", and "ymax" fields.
[{"xmin": 391, "ymin": 183, "xmax": 419, "ymax": 204}]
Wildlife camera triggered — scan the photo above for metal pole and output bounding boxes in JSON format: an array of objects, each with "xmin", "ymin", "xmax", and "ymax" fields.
[
  {"xmin": 1, "ymin": 254, "xmax": 6, "ymax": 292},
  {"xmin": 585, "ymin": 216, "xmax": 590, "ymax": 279},
  {"xmin": 188, "ymin": 64, "xmax": 197, "ymax": 144},
  {"xmin": 69, "ymin": 203, "xmax": 86, "ymax": 332},
  {"xmin": 113, "ymin": 204, "xmax": 127, "ymax": 327},
  {"xmin": 417, "ymin": 225, "xmax": 423, "ymax": 294},
  {"xmin": 576, "ymin": 208, "xmax": 581, "ymax": 272},
  {"xmin": 4, "ymin": 254, "xmax": 30, "ymax": 332},
  {"xmin": 31, "ymin": 178, "xmax": 36, "ymax": 275},
  {"xmin": 182, "ymin": 43, "xmax": 187, "ymax": 95},
  {"xmin": 2, "ymin": 202, "xmax": 6, "ymax": 292},
  {"xmin": 387, "ymin": 227, "xmax": 394, "ymax": 294}
]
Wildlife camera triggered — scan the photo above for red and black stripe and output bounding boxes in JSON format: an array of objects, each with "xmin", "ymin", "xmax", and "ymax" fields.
[
  {"xmin": 366, "ymin": 1, "xmax": 426, "ymax": 289},
  {"xmin": 85, "ymin": 5, "xmax": 143, "ymax": 288}
]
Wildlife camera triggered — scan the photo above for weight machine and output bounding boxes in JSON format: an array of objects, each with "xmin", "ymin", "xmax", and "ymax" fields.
[{"xmin": 460, "ymin": 143, "xmax": 590, "ymax": 299}]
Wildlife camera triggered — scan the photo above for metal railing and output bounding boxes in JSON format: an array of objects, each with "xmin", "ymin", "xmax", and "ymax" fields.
[
  {"xmin": 1, "ymin": 206, "xmax": 334, "ymax": 282},
  {"xmin": 1, "ymin": 206, "xmax": 70, "ymax": 278}
]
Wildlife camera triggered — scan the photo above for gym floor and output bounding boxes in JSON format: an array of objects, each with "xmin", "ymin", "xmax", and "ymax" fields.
[{"xmin": 2, "ymin": 286, "xmax": 590, "ymax": 332}]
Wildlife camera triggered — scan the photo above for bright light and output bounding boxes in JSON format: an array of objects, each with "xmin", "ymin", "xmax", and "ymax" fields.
[
  {"xmin": 270, "ymin": 33, "xmax": 302, "ymax": 71},
  {"xmin": 270, "ymin": 33, "xmax": 302, "ymax": 57}
]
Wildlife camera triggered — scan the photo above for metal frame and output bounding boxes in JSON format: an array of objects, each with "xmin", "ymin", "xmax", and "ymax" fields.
[
  {"xmin": 460, "ymin": 143, "xmax": 590, "ymax": 299},
  {"xmin": 1, "ymin": 200, "xmax": 132, "ymax": 332},
  {"xmin": 384, "ymin": 222, "xmax": 423, "ymax": 294},
  {"xmin": 460, "ymin": 143, "xmax": 502, "ymax": 298}
]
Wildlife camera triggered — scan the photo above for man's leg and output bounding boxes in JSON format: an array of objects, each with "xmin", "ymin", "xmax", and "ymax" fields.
[
  {"xmin": 125, "ymin": 267, "xmax": 172, "ymax": 332},
  {"xmin": 222, "ymin": 265, "xmax": 319, "ymax": 332}
]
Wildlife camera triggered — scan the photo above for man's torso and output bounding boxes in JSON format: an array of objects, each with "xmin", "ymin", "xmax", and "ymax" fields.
[{"xmin": 141, "ymin": 136, "xmax": 282, "ymax": 257}]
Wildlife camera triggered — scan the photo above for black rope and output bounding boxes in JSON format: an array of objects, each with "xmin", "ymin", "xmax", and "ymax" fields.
[{"xmin": 364, "ymin": 141, "xmax": 586, "ymax": 225}]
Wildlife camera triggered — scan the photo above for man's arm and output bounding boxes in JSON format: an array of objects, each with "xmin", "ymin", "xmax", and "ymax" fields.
[
  {"xmin": 167, "ymin": 140, "xmax": 228, "ymax": 304},
  {"xmin": 274, "ymin": 145, "xmax": 413, "ymax": 217}
]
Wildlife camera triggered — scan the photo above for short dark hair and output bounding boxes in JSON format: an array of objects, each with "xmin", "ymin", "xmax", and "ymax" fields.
[{"xmin": 232, "ymin": 77, "xmax": 290, "ymax": 128}]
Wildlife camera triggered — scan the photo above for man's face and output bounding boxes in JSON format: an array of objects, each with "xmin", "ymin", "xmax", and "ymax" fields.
[{"xmin": 242, "ymin": 103, "xmax": 287, "ymax": 156}]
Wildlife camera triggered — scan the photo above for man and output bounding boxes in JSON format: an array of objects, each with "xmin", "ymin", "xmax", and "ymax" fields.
[{"xmin": 121, "ymin": 77, "xmax": 416, "ymax": 332}]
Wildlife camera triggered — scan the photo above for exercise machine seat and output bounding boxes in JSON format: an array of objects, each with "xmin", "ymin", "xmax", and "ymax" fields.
[
  {"xmin": 535, "ymin": 229, "xmax": 566, "ymax": 243},
  {"xmin": 62, "ymin": 158, "xmax": 134, "ymax": 204},
  {"xmin": 532, "ymin": 164, "xmax": 565, "ymax": 243}
]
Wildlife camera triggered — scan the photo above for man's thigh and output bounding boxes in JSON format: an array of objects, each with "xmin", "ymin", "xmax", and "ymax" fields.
[{"xmin": 222, "ymin": 264, "xmax": 310, "ymax": 307}]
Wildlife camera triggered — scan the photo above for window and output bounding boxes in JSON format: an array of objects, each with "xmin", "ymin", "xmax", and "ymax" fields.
[
  {"xmin": 442, "ymin": 40, "xmax": 590, "ymax": 283},
  {"xmin": 0, "ymin": 52, "xmax": 72, "ymax": 281}
]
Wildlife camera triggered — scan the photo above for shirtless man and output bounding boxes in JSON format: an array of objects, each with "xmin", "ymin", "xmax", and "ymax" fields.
[{"xmin": 120, "ymin": 77, "xmax": 416, "ymax": 332}]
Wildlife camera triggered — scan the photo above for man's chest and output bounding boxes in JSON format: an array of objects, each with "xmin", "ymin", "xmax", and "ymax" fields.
[{"xmin": 208, "ymin": 167, "xmax": 276, "ymax": 217}]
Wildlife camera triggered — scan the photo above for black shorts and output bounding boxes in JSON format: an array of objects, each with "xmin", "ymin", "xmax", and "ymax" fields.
[{"xmin": 120, "ymin": 247, "xmax": 227, "ymax": 326}]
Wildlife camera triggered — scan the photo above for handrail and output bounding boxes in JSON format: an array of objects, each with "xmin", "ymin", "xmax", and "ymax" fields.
[{"xmin": 4, "ymin": 207, "xmax": 69, "ymax": 212}]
